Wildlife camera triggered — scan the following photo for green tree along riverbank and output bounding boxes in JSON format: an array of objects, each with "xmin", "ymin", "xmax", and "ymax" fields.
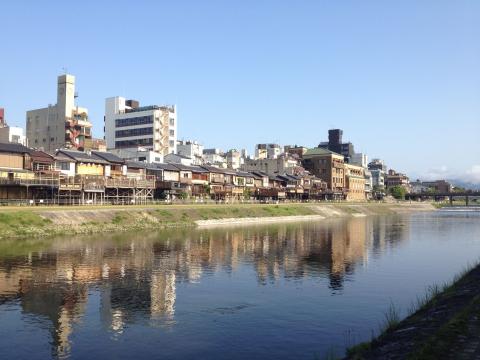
[
  {"xmin": 345, "ymin": 262, "xmax": 480, "ymax": 360},
  {"xmin": 0, "ymin": 202, "xmax": 433, "ymax": 239}
]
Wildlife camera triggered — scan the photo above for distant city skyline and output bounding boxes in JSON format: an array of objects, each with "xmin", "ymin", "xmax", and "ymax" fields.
[{"xmin": 0, "ymin": 1, "xmax": 479, "ymax": 183}]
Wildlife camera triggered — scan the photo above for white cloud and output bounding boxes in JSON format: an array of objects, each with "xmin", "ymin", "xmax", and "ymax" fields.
[
  {"xmin": 465, "ymin": 165, "xmax": 480, "ymax": 184},
  {"xmin": 416, "ymin": 165, "xmax": 480, "ymax": 185},
  {"xmin": 419, "ymin": 165, "xmax": 451, "ymax": 181}
]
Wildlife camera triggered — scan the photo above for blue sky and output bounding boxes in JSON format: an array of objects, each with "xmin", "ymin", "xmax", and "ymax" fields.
[{"xmin": 1, "ymin": 1, "xmax": 479, "ymax": 182}]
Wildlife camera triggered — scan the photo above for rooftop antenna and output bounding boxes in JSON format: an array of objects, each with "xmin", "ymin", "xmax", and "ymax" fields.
[{"xmin": 62, "ymin": 67, "xmax": 68, "ymax": 75}]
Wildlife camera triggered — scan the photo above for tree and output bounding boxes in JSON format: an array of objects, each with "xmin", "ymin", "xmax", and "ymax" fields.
[
  {"xmin": 178, "ymin": 191, "xmax": 189, "ymax": 200},
  {"xmin": 389, "ymin": 185, "xmax": 406, "ymax": 200}
]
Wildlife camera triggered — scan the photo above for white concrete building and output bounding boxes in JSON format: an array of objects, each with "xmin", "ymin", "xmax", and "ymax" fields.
[
  {"xmin": 176, "ymin": 140, "xmax": 203, "ymax": 165},
  {"xmin": 370, "ymin": 169, "xmax": 385, "ymax": 188},
  {"xmin": 109, "ymin": 147, "xmax": 164, "ymax": 164},
  {"xmin": 164, "ymin": 153, "xmax": 194, "ymax": 166},
  {"xmin": 26, "ymin": 74, "xmax": 93, "ymax": 152},
  {"xmin": 351, "ymin": 153, "xmax": 368, "ymax": 168},
  {"xmin": 226, "ymin": 149, "xmax": 245, "ymax": 169},
  {"xmin": 0, "ymin": 126, "xmax": 27, "ymax": 146},
  {"xmin": 255, "ymin": 143, "xmax": 282, "ymax": 159},
  {"xmin": 242, "ymin": 154, "xmax": 301, "ymax": 176},
  {"xmin": 368, "ymin": 159, "xmax": 387, "ymax": 189},
  {"xmin": 104, "ymin": 97, "xmax": 177, "ymax": 156},
  {"xmin": 203, "ymin": 148, "xmax": 226, "ymax": 168}
]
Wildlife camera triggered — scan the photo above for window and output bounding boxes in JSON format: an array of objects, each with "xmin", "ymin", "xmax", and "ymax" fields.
[
  {"xmin": 115, "ymin": 127, "xmax": 153, "ymax": 138},
  {"xmin": 169, "ymin": 118, "xmax": 175, "ymax": 126},
  {"xmin": 169, "ymin": 129, "xmax": 175, "ymax": 136},
  {"xmin": 138, "ymin": 157, "xmax": 146, "ymax": 161},
  {"xmin": 115, "ymin": 115, "xmax": 154, "ymax": 128},
  {"xmin": 59, "ymin": 162, "xmax": 70, "ymax": 170},
  {"xmin": 115, "ymin": 138, "xmax": 153, "ymax": 148},
  {"xmin": 169, "ymin": 140, "xmax": 174, "ymax": 147},
  {"xmin": 155, "ymin": 157, "xmax": 161, "ymax": 162}
]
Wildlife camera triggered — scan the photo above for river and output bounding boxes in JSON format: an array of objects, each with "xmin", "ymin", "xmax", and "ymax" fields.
[{"xmin": 0, "ymin": 210, "xmax": 479, "ymax": 359}]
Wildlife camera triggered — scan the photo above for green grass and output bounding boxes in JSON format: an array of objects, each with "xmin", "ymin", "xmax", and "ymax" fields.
[
  {"xmin": 408, "ymin": 297, "xmax": 479, "ymax": 360},
  {"xmin": 346, "ymin": 261, "xmax": 480, "ymax": 359},
  {"xmin": 380, "ymin": 301, "xmax": 401, "ymax": 333},
  {"xmin": 111, "ymin": 213, "xmax": 127, "ymax": 224},
  {"xmin": 0, "ymin": 202, "xmax": 426, "ymax": 240}
]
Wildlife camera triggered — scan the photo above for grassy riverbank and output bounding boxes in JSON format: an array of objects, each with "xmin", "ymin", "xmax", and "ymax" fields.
[
  {"xmin": 0, "ymin": 202, "xmax": 434, "ymax": 240},
  {"xmin": 345, "ymin": 261, "xmax": 480, "ymax": 359}
]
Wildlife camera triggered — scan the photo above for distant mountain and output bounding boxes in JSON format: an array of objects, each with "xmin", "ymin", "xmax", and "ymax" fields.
[{"xmin": 448, "ymin": 179, "xmax": 480, "ymax": 191}]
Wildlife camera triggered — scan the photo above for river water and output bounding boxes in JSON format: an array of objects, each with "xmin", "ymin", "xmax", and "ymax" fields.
[{"xmin": 0, "ymin": 210, "xmax": 479, "ymax": 359}]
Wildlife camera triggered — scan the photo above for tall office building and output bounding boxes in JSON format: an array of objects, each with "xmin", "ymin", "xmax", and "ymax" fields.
[
  {"xmin": 26, "ymin": 74, "xmax": 93, "ymax": 152},
  {"xmin": 318, "ymin": 129, "xmax": 355, "ymax": 163},
  {"xmin": 104, "ymin": 97, "xmax": 177, "ymax": 155}
]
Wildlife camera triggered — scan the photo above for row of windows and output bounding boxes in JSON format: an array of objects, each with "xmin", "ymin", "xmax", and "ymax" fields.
[
  {"xmin": 115, "ymin": 116, "xmax": 153, "ymax": 128},
  {"xmin": 115, "ymin": 127, "xmax": 153, "ymax": 138},
  {"xmin": 115, "ymin": 138, "xmax": 153, "ymax": 148}
]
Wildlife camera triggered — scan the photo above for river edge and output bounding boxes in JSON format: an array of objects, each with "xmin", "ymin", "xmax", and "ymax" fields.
[
  {"xmin": 345, "ymin": 261, "xmax": 480, "ymax": 359},
  {"xmin": 0, "ymin": 202, "xmax": 434, "ymax": 240}
]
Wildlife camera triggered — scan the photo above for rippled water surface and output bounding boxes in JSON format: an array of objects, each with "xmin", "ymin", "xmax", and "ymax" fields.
[{"xmin": 1, "ymin": 211, "xmax": 480, "ymax": 359}]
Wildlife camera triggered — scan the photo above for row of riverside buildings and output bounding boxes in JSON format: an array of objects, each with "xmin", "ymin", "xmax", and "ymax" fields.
[{"xmin": 0, "ymin": 73, "xmax": 451, "ymax": 204}]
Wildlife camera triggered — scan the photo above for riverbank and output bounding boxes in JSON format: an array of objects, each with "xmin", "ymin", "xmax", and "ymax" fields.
[
  {"xmin": 345, "ymin": 261, "xmax": 480, "ymax": 359},
  {"xmin": 0, "ymin": 202, "xmax": 434, "ymax": 240}
]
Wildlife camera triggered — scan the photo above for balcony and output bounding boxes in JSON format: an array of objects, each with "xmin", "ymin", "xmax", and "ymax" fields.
[
  {"xmin": 0, "ymin": 177, "xmax": 59, "ymax": 187},
  {"xmin": 135, "ymin": 178, "xmax": 156, "ymax": 189},
  {"xmin": 105, "ymin": 177, "xmax": 136, "ymax": 188}
]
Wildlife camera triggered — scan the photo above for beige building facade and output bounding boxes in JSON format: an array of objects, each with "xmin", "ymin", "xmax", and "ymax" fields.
[
  {"xmin": 303, "ymin": 148, "xmax": 345, "ymax": 195},
  {"xmin": 345, "ymin": 163, "xmax": 366, "ymax": 201},
  {"xmin": 26, "ymin": 74, "xmax": 93, "ymax": 152}
]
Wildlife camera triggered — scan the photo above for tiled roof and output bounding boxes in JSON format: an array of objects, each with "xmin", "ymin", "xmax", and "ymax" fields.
[
  {"xmin": 91, "ymin": 151, "xmax": 125, "ymax": 164},
  {"xmin": 172, "ymin": 164, "xmax": 208, "ymax": 173},
  {"xmin": 303, "ymin": 147, "xmax": 342, "ymax": 157},
  {"xmin": 0, "ymin": 142, "xmax": 31, "ymax": 154},
  {"xmin": 236, "ymin": 171, "xmax": 255, "ymax": 178},
  {"xmin": 155, "ymin": 163, "xmax": 180, "ymax": 171},
  {"xmin": 29, "ymin": 150, "xmax": 54, "ymax": 163},
  {"xmin": 201, "ymin": 165, "xmax": 225, "ymax": 173},
  {"xmin": 125, "ymin": 160, "xmax": 148, "ymax": 169},
  {"xmin": 57, "ymin": 149, "xmax": 109, "ymax": 164}
]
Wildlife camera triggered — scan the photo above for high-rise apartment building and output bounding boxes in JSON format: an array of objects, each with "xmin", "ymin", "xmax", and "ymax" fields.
[
  {"xmin": 26, "ymin": 74, "xmax": 93, "ymax": 152},
  {"xmin": 104, "ymin": 97, "xmax": 177, "ymax": 155}
]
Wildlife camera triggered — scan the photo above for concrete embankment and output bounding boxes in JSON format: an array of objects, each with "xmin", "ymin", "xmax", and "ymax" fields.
[
  {"xmin": 345, "ymin": 263, "xmax": 480, "ymax": 360},
  {"xmin": 196, "ymin": 214, "xmax": 326, "ymax": 227},
  {"xmin": 0, "ymin": 202, "xmax": 434, "ymax": 240}
]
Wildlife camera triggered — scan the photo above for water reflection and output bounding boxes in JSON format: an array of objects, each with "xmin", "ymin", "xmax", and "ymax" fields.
[{"xmin": 0, "ymin": 216, "xmax": 410, "ymax": 359}]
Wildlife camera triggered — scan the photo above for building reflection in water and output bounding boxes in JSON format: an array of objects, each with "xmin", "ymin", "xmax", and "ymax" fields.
[{"xmin": 0, "ymin": 215, "xmax": 409, "ymax": 357}]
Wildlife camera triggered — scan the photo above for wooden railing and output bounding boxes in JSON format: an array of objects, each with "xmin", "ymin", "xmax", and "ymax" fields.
[{"xmin": 0, "ymin": 177, "xmax": 59, "ymax": 186}]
